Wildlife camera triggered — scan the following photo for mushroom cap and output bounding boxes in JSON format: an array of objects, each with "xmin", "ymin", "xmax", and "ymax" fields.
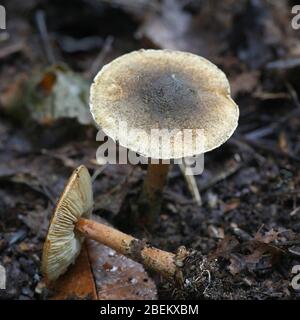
[
  {"xmin": 42, "ymin": 165, "xmax": 93, "ymax": 282},
  {"xmin": 90, "ymin": 49, "xmax": 239, "ymax": 159}
]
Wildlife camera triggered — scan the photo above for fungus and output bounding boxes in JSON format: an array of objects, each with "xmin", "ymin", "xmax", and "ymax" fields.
[
  {"xmin": 90, "ymin": 49, "xmax": 239, "ymax": 227},
  {"xmin": 42, "ymin": 165, "xmax": 93, "ymax": 282},
  {"xmin": 42, "ymin": 165, "xmax": 177, "ymax": 282}
]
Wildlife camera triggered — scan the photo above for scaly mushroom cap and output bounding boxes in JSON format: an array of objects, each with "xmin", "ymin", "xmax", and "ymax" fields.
[
  {"xmin": 42, "ymin": 165, "xmax": 93, "ymax": 282},
  {"xmin": 90, "ymin": 49, "xmax": 239, "ymax": 159}
]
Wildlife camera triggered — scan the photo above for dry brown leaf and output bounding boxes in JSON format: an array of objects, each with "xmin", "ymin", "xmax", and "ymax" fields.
[
  {"xmin": 137, "ymin": 0, "xmax": 203, "ymax": 53},
  {"xmin": 278, "ymin": 131, "xmax": 290, "ymax": 154},
  {"xmin": 87, "ymin": 239, "xmax": 157, "ymax": 300},
  {"xmin": 223, "ymin": 199, "xmax": 241, "ymax": 213},
  {"xmin": 209, "ymin": 235, "xmax": 240, "ymax": 260},
  {"xmin": 254, "ymin": 229, "xmax": 280, "ymax": 244},
  {"xmin": 228, "ymin": 254, "xmax": 245, "ymax": 275},
  {"xmin": 230, "ymin": 72, "xmax": 260, "ymax": 97},
  {"xmin": 47, "ymin": 216, "xmax": 157, "ymax": 300},
  {"xmin": 49, "ymin": 244, "xmax": 97, "ymax": 300}
]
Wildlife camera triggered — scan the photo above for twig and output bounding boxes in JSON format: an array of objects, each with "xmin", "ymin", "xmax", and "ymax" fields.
[
  {"xmin": 230, "ymin": 138, "xmax": 266, "ymax": 163},
  {"xmin": 244, "ymin": 108, "xmax": 300, "ymax": 140},
  {"xmin": 179, "ymin": 163, "xmax": 202, "ymax": 206},
  {"xmin": 0, "ymin": 42, "xmax": 24, "ymax": 59},
  {"xmin": 35, "ymin": 10, "xmax": 56, "ymax": 64},
  {"xmin": 199, "ymin": 160, "xmax": 242, "ymax": 192},
  {"xmin": 95, "ymin": 0, "xmax": 160, "ymax": 15},
  {"xmin": 237, "ymin": 135, "xmax": 300, "ymax": 165},
  {"xmin": 278, "ymin": 240, "xmax": 300, "ymax": 247},
  {"xmin": 85, "ymin": 36, "xmax": 114, "ymax": 79},
  {"xmin": 230, "ymin": 223, "xmax": 252, "ymax": 241},
  {"xmin": 286, "ymin": 82, "xmax": 300, "ymax": 108},
  {"xmin": 91, "ymin": 164, "xmax": 108, "ymax": 183},
  {"xmin": 244, "ymin": 82, "xmax": 300, "ymax": 141},
  {"xmin": 290, "ymin": 207, "xmax": 300, "ymax": 216}
]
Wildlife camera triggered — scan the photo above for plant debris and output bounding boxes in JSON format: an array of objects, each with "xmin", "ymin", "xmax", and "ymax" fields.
[{"xmin": 1, "ymin": 0, "xmax": 300, "ymax": 300}]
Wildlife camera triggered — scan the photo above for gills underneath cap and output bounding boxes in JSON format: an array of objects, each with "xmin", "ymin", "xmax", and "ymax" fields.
[{"xmin": 42, "ymin": 165, "xmax": 93, "ymax": 282}]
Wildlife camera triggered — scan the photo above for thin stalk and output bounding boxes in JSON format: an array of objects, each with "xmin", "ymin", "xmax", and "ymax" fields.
[
  {"xmin": 137, "ymin": 163, "xmax": 170, "ymax": 227},
  {"xmin": 75, "ymin": 218, "xmax": 176, "ymax": 279}
]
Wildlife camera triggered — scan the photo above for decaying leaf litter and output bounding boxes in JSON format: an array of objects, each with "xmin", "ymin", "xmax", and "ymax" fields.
[{"xmin": 0, "ymin": 0, "xmax": 300, "ymax": 300}]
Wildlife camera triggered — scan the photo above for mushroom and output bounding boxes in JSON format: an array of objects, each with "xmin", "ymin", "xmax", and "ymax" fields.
[
  {"xmin": 90, "ymin": 49, "xmax": 239, "ymax": 227},
  {"xmin": 42, "ymin": 165, "xmax": 93, "ymax": 282},
  {"xmin": 42, "ymin": 165, "xmax": 179, "ymax": 282}
]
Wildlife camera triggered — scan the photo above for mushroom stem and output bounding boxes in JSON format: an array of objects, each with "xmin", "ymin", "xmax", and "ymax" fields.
[
  {"xmin": 138, "ymin": 163, "xmax": 170, "ymax": 227},
  {"xmin": 75, "ymin": 218, "xmax": 176, "ymax": 279}
]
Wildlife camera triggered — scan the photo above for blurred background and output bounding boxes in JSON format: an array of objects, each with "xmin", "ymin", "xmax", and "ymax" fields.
[{"xmin": 0, "ymin": 0, "xmax": 300, "ymax": 300}]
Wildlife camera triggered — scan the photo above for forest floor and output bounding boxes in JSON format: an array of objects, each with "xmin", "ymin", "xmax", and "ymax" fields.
[{"xmin": 0, "ymin": 0, "xmax": 300, "ymax": 300}]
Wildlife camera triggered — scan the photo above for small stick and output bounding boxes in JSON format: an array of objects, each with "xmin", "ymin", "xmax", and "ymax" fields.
[
  {"xmin": 199, "ymin": 160, "xmax": 242, "ymax": 192},
  {"xmin": 138, "ymin": 163, "xmax": 170, "ymax": 228},
  {"xmin": 91, "ymin": 164, "xmax": 107, "ymax": 183},
  {"xmin": 290, "ymin": 207, "xmax": 300, "ymax": 216},
  {"xmin": 0, "ymin": 42, "xmax": 24, "ymax": 60},
  {"xmin": 179, "ymin": 163, "xmax": 202, "ymax": 206},
  {"xmin": 75, "ymin": 218, "xmax": 176, "ymax": 279},
  {"xmin": 237, "ymin": 136, "xmax": 300, "ymax": 165},
  {"xmin": 85, "ymin": 36, "xmax": 114, "ymax": 79},
  {"xmin": 35, "ymin": 10, "xmax": 56, "ymax": 64}
]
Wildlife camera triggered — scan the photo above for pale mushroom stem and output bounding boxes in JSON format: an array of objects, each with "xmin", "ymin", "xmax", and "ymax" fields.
[
  {"xmin": 75, "ymin": 217, "xmax": 176, "ymax": 279},
  {"xmin": 138, "ymin": 163, "xmax": 170, "ymax": 227}
]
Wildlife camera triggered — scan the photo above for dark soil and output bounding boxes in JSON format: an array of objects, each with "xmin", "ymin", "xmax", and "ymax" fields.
[{"xmin": 0, "ymin": 0, "xmax": 300, "ymax": 300}]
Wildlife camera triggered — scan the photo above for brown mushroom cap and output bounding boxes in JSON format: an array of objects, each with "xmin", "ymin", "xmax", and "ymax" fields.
[
  {"xmin": 42, "ymin": 165, "xmax": 93, "ymax": 282},
  {"xmin": 90, "ymin": 49, "xmax": 239, "ymax": 159}
]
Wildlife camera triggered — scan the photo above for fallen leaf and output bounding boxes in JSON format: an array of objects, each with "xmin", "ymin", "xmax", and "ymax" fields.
[
  {"xmin": 49, "ymin": 244, "xmax": 97, "ymax": 300},
  {"xmin": 47, "ymin": 216, "xmax": 157, "ymax": 300},
  {"xmin": 223, "ymin": 199, "xmax": 241, "ymax": 213},
  {"xmin": 254, "ymin": 229, "xmax": 280, "ymax": 244},
  {"xmin": 87, "ymin": 239, "xmax": 157, "ymax": 300},
  {"xmin": 230, "ymin": 71, "xmax": 260, "ymax": 97},
  {"xmin": 0, "ymin": 73, "xmax": 28, "ymax": 116},
  {"xmin": 137, "ymin": 0, "xmax": 203, "ymax": 53},
  {"xmin": 209, "ymin": 235, "xmax": 240, "ymax": 260},
  {"xmin": 228, "ymin": 254, "xmax": 245, "ymax": 275},
  {"xmin": 26, "ymin": 64, "xmax": 92, "ymax": 125}
]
